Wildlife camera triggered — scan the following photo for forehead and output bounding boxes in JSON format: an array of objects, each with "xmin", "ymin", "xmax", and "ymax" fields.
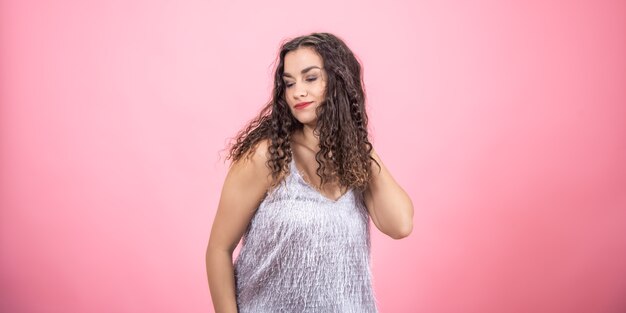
[{"xmin": 283, "ymin": 47, "xmax": 323, "ymax": 75}]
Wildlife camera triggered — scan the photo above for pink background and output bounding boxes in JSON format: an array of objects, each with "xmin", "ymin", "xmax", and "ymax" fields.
[{"xmin": 1, "ymin": 0, "xmax": 625, "ymax": 312}]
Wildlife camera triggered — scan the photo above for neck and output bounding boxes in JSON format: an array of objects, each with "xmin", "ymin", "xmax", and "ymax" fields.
[{"xmin": 298, "ymin": 124, "xmax": 319, "ymax": 151}]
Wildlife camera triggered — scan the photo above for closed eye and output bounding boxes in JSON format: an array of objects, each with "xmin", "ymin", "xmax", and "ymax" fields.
[{"xmin": 285, "ymin": 77, "xmax": 318, "ymax": 88}]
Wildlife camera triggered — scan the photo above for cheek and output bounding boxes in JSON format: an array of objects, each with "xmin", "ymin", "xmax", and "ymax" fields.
[
  {"xmin": 319, "ymin": 82, "xmax": 327, "ymax": 96},
  {"xmin": 283, "ymin": 91, "xmax": 291, "ymax": 103}
]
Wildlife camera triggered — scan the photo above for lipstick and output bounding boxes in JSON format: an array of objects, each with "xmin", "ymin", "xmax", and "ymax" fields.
[{"xmin": 295, "ymin": 101, "xmax": 312, "ymax": 109}]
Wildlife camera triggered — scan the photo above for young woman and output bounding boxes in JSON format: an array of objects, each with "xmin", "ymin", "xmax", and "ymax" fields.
[{"xmin": 206, "ymin": 32, "xmax": 413, "ymax": 313}]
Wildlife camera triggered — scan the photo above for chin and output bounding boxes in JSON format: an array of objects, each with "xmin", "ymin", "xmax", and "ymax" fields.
[{"xmin": 293, "ymin": 112, "xmax": 318, "ymax": 125}]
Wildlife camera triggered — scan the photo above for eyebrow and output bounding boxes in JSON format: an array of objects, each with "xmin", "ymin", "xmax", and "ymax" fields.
[{"xmin": 282, "ymin": 66, "xmax": 322, "ymax": 78}]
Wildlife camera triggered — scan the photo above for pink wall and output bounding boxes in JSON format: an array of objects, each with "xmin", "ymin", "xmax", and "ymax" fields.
[{"xmin": 1, "ymin": 0, "xmax": 625, "ymax": 312}]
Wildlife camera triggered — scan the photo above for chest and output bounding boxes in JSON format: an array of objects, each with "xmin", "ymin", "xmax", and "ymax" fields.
[{"xmin": 251, "ymin": 172, "xmax": 369, "ymax": 241}]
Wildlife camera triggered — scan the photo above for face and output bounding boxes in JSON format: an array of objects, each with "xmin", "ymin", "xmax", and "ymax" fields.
[{"xmin": 282, "ymin": 47, "xmax": 327, "ymax": 127}]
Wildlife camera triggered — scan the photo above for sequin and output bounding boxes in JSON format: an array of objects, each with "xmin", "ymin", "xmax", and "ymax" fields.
[{"xmin": 233, "ymin": 158, "xmax": 379, "ymax": 313}]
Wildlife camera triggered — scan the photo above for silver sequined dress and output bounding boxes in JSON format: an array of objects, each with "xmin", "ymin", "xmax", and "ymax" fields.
[{"xmin": 233, "ymin": 158, "xmax": 379, "ymax": 313}]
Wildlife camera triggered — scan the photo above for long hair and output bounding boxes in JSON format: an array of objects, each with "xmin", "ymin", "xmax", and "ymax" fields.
[{"xmin": 225, "ymin": 32, "xmax": 379, "ymax": 193}]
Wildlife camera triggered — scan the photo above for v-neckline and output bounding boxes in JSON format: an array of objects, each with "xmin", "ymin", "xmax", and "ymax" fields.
[{"xmin": 290, "ymin": 158, "xmax": 352, "ymax": 203}]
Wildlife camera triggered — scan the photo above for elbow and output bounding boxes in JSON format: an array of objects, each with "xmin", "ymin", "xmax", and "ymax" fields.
[
  {"xmin": 389, "ymin": 222, "xmax": 413, "ymax": 240},
  {"xmin": 390, "ymin": 204, "xmax": 414, "ymax": 240}
]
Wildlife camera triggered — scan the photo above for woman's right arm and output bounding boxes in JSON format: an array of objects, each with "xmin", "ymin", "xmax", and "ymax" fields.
[{"xmin": 205, "ymin": 140, "xmax": 273, "ymax": 313}]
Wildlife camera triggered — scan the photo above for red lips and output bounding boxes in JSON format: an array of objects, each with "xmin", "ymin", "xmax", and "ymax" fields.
[{"xmin": 295, "ymin": 101, "xmax": 312, "ymax": 109}]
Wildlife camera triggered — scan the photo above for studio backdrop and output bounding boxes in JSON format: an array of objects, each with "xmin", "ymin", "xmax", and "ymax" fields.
[{"xmin": 1, "ymin": 0, "xmax": 625, "ymax": 312}]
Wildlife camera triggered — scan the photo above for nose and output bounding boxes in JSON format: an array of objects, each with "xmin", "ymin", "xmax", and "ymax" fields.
[{"xmin": 293, "ymin": 83, "xmax": 308, "ymax": 98}]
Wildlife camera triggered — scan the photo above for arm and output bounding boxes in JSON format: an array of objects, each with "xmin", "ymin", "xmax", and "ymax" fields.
[
  {"xmin": 363, "ymin": 148, "xmax": 414, "ymax": 239},
  {"xmin": 205, "ymin": 139, "xmax": 273, "ymax": 313}
]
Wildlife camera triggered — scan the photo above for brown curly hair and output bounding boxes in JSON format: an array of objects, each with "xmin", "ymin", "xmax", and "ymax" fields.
[{"xmin": 225, "ymin": 32, "xmax": 379, "ymax": 193}]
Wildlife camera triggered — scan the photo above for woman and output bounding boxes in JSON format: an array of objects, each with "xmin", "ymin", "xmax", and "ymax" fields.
[{"xmin": 206, "ymin": 32, "xmax": 413, "ymax": 313}]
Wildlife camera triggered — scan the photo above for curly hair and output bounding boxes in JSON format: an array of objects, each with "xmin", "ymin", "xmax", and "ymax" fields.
[{"xmin": 225, "ymin": 32, "xmax": 379, "ymax": 193}]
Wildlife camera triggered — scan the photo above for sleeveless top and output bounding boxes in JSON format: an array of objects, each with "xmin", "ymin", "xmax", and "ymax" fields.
[{"xmin": 233, "ymin": 158, "xmax": 379, "ymax": 313}]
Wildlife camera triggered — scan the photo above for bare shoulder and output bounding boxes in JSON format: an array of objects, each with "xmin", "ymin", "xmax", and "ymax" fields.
[
  {"xmin": 207, "ymin": 138, "xmax": 273, "ymax": 253},
  {"xmin": 247, "ymin": 138, "xmax": 272, "ymax": 167},
  {"xmin": 227, "ymin": 138, "xmax": 273, "ymax": 199}
]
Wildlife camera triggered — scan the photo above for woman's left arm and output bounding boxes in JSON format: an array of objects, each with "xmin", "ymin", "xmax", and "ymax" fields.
[{"xmin": 363, "ymin": 148, "xmax": 414, "ymax": 239}]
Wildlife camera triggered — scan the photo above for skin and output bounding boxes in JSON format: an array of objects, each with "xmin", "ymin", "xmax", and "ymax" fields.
[{"xmin": 206, "ymin": 46, "xmax": 414, "ymax": 313}]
